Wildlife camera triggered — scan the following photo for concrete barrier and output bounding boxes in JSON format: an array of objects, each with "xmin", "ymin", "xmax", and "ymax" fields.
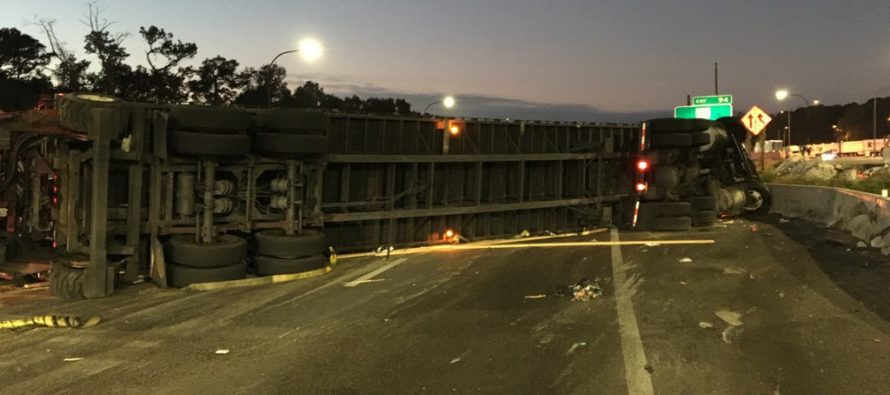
[{"xmin": 768, "ymin": 183, "xmax": 890, "ymax": 254}]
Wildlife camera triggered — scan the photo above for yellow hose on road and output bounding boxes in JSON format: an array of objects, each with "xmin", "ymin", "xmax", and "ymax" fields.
[{"xmin": 0, "ymin": 315, "xmax": 101, "ymax": 330}]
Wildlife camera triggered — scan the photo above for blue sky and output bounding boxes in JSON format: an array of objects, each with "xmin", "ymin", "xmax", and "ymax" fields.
[{"xmin": 2, "ymin": 0, "xmax": 889, "ymax": 120}]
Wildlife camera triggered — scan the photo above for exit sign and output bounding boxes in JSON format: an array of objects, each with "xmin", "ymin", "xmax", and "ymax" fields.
[
  {"xmin": 692, "ymin": 95, "xmax": 732, "ymax": 106},
  {"xmin": 674, "ymin": 104, "xmax": 733, "ymax": 121}
]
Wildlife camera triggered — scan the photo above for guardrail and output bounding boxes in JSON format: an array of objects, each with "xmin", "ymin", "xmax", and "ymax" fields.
[{"xmin": 768, "ymin": 183, "xmax": 890, "ymax": 254}]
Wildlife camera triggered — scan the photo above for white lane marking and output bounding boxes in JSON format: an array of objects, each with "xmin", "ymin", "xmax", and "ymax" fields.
[
  {"xmin": 610, "ymin": 228, "xmax": 655, "ymax": 395},
  {"xmin": 343, "ymin": 258, "xmax": 407, "ymax": 287}
]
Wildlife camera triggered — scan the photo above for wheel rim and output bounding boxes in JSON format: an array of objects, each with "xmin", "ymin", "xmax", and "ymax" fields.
[{"xmin": 744, "ymin": 189, "xmax": 764, "ymax": 211}]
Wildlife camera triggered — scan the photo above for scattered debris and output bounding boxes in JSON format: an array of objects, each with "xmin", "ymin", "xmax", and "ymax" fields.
[
  {"xmin": 566, "ymin": 342, "xmax": 587, "ymax": 355},
  {"xmin": 778, "ymin": 292, "xmax": 785, "ymax": 298},
  {"xmin": 715, "ymin": 310, "xmax": 743, "ymax": 326},
  {"xmin": 680, "ymin": 281, "xmax": 687, "ymax": 285},
  {"xmin": 721, "ymin": 326, "xmax": 741, "ymax": 344},
  {"xmin": 63, "ymin": 358, "xmax": 84, "ymax": 362},
  {"xmin": 723, "ymin": 267, "xmax": 745, "ymax": 275},
  {"xmin": 450, "ymin": 357, "xmax": 461, "ymax": 364},
  {"xmin": 698, "ymin": 321, "xmax": 713, "ymax": 329},
  {"xmin": 678, "ymin": 257, "xmax": 693, "ymax": 263},
  {"xmin": 750, "ymin": 225, "xmax": 759, "ymax": 232},
  {"xmin": 524, "ymin": 294, "xmax": 547, "ymax": 299},
  {"xmin": 779, "ymin": 218, "xmax": 790, "ymax": 224},
  {"xmin": 857, "ymin": 241, "xmax": 869, "ymax": 249},
  {"xmin": 215, "ymin": 349, "xmax": 230, "ymax": 355},
  {"xmin": 1, "ymin": 315, "xmax": 101, "ymax": 330},
  {"xmin": 644, "ymin": 365, "xmax": 654, "ymax": 373},
  {"xmin": 557, "ymin": 278, "xmax": 603, "ymax": 301}
]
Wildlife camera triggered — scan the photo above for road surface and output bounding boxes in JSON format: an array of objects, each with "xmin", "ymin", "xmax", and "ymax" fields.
[{"xmin": 1, "ymin": 215, "xmax": 889, "ymax": 394}]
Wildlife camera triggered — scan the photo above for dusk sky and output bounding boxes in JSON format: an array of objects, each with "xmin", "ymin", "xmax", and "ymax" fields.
[{"xmin": 3, "ymin": 0, "xmax": 889, "ymax": 121}]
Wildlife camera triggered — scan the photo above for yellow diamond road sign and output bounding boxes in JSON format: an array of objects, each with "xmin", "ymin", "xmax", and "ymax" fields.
[{"xmin": 742, "ymin": 105, "xmax": 771, "ymax": 136}]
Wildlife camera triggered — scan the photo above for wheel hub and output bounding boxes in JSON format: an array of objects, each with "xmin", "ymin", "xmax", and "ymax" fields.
[{"xmin": 744, "ymin": 189, "xmax": 764, "ymax": 211}]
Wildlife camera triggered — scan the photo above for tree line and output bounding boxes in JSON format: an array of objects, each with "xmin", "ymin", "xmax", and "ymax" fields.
[{"xmin": 0, "ymin": 3, "xmax": 414, "ymax": 115}]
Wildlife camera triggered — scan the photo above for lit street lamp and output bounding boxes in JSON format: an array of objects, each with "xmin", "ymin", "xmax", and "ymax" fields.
[
  {"xmin": 424, "ymin": 96, "xmax": 456, "ymax": 114},
  {"xmin": 775, "ymin": 89, "xmax": 812, "ymax": 148},
  {"xmin": 266, "ymin": 38, "xmax": 324, "ymax": 108}
]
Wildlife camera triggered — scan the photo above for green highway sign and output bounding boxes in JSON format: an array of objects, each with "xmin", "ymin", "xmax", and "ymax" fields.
[
  {"xmin": 674, "ymin": 104, "xmax": 733, "ymax": 121},
  {"xmin": 692, "ymin": 95, "xmax": 732, "ymax": 106}
]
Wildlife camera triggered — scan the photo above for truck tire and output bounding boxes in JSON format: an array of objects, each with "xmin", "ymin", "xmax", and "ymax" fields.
[
  {"xmin": 168, "ymin": 235, "xmax": 247, "ymax": 268},
  {"xmin": 253, "ymin": 132, "xmax": 327, "ymax": 155},
  {"xmin": 648, "ymin": 118, "xmax": 713, "ymax": 134},
  {"xmin": 255, "ymin": 109, "xmax": 329, "ymax": 131},
  {"xmin": 169, "ymin": 106, "xmax": 253, "ymax": 133},
  {"xmin": 692, "ymin": 210, "xmax": 718, "ymax": 226},
  {"xmin": 254, "ymin": 255, "xmax": 327, "ymax": 276},
  {"xmin": 169, "ymin": 130, "xmax": 251, "ymax": 157},
  {"xmin": 57, "ymin": 93, "xmax": 124, "ymax": 134},
  {"xmin": 687, "ymin": 196, "xmax": 717, "ymax": 210},
  {"xmin": 650, "ymin": 133, "xmax": 692, "ymax": 148},
  {"xmin": 654, "ymin": 166, "xmax": 679, "ymax": 188},
  {"xmin": 255, "ymin": 229, "xmax": 327, "ymax": 258},
  {"xmin": 744, "ymin": 183, "xmax": 772, "ymax": 215},
  {"xmin": 49, "ymin": 262, "xmax": 85, "ymax": 300},
  {"xmin": 638, "ymin": 201, "xmax": 692, "ymax": 217},
  {"xmin": 652, "ymin": 216, "xmax": 692, "ymax": 231},
  {"xmin": 167, "ymin": 263, "xmax": 246, "ymax": 288}
]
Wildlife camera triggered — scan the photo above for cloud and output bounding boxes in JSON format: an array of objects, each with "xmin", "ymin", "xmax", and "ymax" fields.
[{"xmin": 284, "ymin": 74, "xmax": 666, "ymax": 123}]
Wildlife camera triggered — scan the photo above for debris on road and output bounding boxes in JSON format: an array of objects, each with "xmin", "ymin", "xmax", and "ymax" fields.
[
  {"xmin": 723, "ymin": 267, "xmax": 745, "ymax": 275},
  {"xmin": 0, "ymin": 315, "xmax": 101, "ymax": 330},
  {"xmin": 715, "ymin": 310, "xmax": 743, "ymax": 326},
  {"xmin": 678, "ymin": 257, "xmax": 693, "ymax": 263},
  {"xmin": 698, "ymin": 321, "xmax": 713, "ymax": 329},
  {"xmin": 557, "ymin": 278, "xmax": 603, "ymax": 301},
  {"xmin": 215, "ymin": 349, "xmax": 230, "ymax": 355},
  {"xmin": 857, "ymin": 241, "xmax": 868, "ymax": 249},
  {"xmin": 63, "ymin": 357, "xmax": 84, "ymax": 362},
  {"xmin": 779, "ymin": 218, "xmax": 790, "ymax": 224},
  {"xmin": 450, "ymin": 357, "xmax": 461, "ymax": 364},
  {"xmin": 750, "ymin": 225, "xmax": 759, "ymax": 232},
  {"xmin": 680, "ymin": 281, "xmax": 687, "ymax": 285},
  {"xmin": 524, "ymin": 294, "xmax": 547, "ymax": 299},
  {"xmin": 566, "ymin": 342, "xmax": 587, "ymax": 355}
]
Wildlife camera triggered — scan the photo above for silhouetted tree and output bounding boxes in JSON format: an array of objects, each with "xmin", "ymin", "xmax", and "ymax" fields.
[
  {"xmin": 0, "ymin": 28, "xmax": 52, "ymax": 110},
  {"xmin": 135, "ymin": 25, "xmax": 197, "ymax": 103},
  {"xmin": 234, "ymin": 64, "xmax": 289, "ymax": 107},
  {"xmin": 188, "ymin": 56, "xmax": 246, "ymax": 105},
  {"xmin": 81, "ymin": 2, "xmax": 132, "ymax": 96},
  {"xmin": 35, "ymin": 18, "xmax": 91, "ymax": 92},
  {"xmin": 290, "ymin": 81, "xmax": 326, "ymax": 108}
]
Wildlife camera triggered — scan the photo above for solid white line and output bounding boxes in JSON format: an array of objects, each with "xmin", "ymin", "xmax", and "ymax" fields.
[
  {"xmin": 343, "ymin": 258, "xmax": 407, "ymax": 287},
  {"xmin": 610, "ymin": 228, "xmax": 655, "ymax": 395}
]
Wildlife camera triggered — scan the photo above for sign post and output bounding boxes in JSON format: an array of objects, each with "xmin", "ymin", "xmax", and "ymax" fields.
[{"xmin": 740, "ymin": 105, "xmax": 772, "ymax": 171}]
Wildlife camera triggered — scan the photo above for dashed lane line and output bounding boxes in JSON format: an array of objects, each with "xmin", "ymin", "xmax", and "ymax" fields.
[{"xmin": 343, "ymin": 258, "xmax": 407, "ymax": 287}]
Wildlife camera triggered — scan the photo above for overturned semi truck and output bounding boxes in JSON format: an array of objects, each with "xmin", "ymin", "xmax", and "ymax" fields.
[{"xmin": 0, "ymin": 93, "xmax": 641, "ymax": 299}]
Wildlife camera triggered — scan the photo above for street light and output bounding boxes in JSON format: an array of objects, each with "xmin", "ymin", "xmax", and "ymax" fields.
[
  {"xmin": 424, "ymin": 96, "xmax": 456, "ymax": 114},
  {"xmin": 775, "ymin": 89, "xmax": 812, "ymax": 149},
  {"xmin": 266, "ymin": 38, "xmax": 324, "ymax": 108}
]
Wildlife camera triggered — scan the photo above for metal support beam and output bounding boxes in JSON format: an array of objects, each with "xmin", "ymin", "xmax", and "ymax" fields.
[
  {"xmin": 285, "ymin": 160, "xmax": 297, "ymax": 235},
  {"xmin": 201, "ymin": 161, "xmax": 216, "ymax": 243},
  {"xmin": 84, "ymin": 108, "xmax": 112, "ymax": 299}
]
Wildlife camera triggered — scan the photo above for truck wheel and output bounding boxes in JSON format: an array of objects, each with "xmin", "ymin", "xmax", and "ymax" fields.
[
  {"xmin": 49, "ymin": 263, "xmax": 86, "ymax": 300},
  {"xmin": 253, "ymin": 132, "xmax": 327, "ymax": 155},
  {"xmin": 169, "ymin": 130, "xmax": 251, "ymax": 157},
  {"xmin": 652, "ymin": 216, "xmax": 692, "ymax": 231},
  {"xmin": 254, "ymin": 109, "xmax": 329, "ymax": 131},
  {"xmin": 650, "ymin": 133, "xmax": 692, "ymax": 148},
  {"xmin": 169, "ymin": 106, "xmax": 253, "ymax": 133},
  {"xmin": 654, "ymin": 166, "xmax": 679, "ymax": 188},
  {"xmin": 57, "ymin": 93, "xmax": 124, "ymax": 135},
  {"xmin": 744, "ymin": 183, "xmax": 772, "ymax": 215},
  {"xmin": 255, "ymin": 229, "xmax": 327, "ymax": 258},
  {"xmin": 648, "ymin": 118, "xmax": 713, "ymax": 133},
  {"xmin": 638, "ymin": 201, "xmax": 692, "ymax": 217},
  {"xmin": 254, "ymin": 255, "xmax": 327, "ymax": 276},
  {"xmin": 692, "ymin": 210, "xmax": 718, "ymax": 226},
  {"xmin": 167, "ymin": 263, "xmax": 246, "ymax": 288},
  {"xmin": 168, "ymin": 235, "xmax": 247, "ymax": 268},
  {"xmin": 687, "ymin": 196, "xmax": 717, "ymax": 210}
]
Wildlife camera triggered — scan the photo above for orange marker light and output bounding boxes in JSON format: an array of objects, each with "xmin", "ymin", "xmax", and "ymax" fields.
[
  {"xmin": 445, "ymin": 229, "xmax": 455, "ymax": 238},
  {"xmin": 449, "ymin": 125, "xmax": 460, "ymax": 135}
]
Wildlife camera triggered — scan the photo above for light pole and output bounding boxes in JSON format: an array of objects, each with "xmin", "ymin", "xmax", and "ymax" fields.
[
  {"xmin": 424, "ymin": 96, "xmax": 456, "ymax": 114},
  {"xmin": 266, "ymin": 38, "xmax": 323, "ymax": 108},
  {"xmin": 775, "ymin": 89, "xmax": 812, "ymax": 149}
]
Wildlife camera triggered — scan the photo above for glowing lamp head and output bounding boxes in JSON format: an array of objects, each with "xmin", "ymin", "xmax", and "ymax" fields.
[
  {"xmin": 443, "ymin": 96, "xmax": 456, "ymax": 109},
  {"xmin": 298, "ymin": 38, "xmax": 323, "ymax": 62},
  {"xmin": 775, "ymin": 89, "xmax": 789, "ymax": 101}
]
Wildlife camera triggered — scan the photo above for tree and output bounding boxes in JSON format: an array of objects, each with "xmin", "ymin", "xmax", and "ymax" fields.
[
  {"xmin": 290, "ymin": 81, "xmax": 326, "ymax": 109},
  {"xmin": 135, "ymin": 25, "xmax": 197, "ymax": 103},
  {"xmin": 0, "ymin": 28, "xmax": 52, "ymax": 111},
  {"xmin": 81, "ymin": 2, "xmax": 132, "ymax": 96},
  {"xmin": 34, "ymin": 18, "xmax": 91, "ymax": 92},
  {"xmin": 188, "ymin": 56, "xmax": 246, "ymax": 105},
  {"xmin": 234, "ymin": 64, "xmax": 289, "ymax": 107},
  {"xmin": 0, "ymin": 28, "xmax": 50, "ymax": 79}
]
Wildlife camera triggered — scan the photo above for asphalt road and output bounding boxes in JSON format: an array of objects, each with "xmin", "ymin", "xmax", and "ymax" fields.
[{"xmin": 1, "ymin": 216, "xmax": 889, "ymax": 394}]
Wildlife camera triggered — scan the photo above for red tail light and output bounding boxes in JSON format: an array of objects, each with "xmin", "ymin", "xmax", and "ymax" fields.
[
  {"xmin": 637, "ymin": 160, "xmax": 649, "ymax": 171},
  {"xmin": 636, "ymin": 182, "xmax": 648, "ymax": 192}
]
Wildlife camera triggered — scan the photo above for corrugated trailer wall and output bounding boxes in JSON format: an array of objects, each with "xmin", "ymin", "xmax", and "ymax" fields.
[{"xmin": 321, "ymin": 114, "xmax": 639, "ymax": 251}]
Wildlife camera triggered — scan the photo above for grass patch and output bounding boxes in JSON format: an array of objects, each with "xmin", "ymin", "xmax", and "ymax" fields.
[{"xmin": 765, "ymin": 172, "xmax": 890, "ymax": 195}]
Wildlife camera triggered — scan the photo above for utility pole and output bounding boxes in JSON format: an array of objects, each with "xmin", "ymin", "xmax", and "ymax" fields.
[{"xmin": 714, "ymin": 62, "xmax": 719, "ymax": 95}]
